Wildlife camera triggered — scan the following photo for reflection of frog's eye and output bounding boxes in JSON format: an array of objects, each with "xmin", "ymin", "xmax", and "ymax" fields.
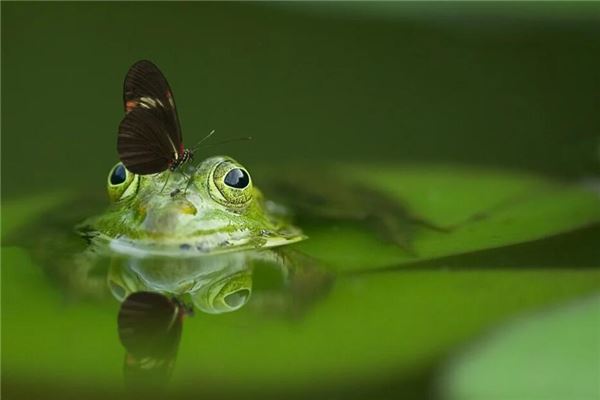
[
  {"xmin": 210, "ymin": 161, "xmax": 253, "ymax": 206},
  {"xmin": 108, "ymin": 280, "xmax": 128, "ymax": 302},
  {"xmin": 224, "ymin": 289, "xmax": 251, "ymax": 308},
  {"xmin": 107, "ymin": 162, "xmax": 140, "ymax": 202},
  {"xmin": 192, "ymin": 271, "xmax": 252, "ymax": 314}
]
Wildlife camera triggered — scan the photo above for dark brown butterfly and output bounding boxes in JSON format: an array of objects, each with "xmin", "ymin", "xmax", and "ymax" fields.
[{"xmin": 117, "ymin": 60, "xmax": 193, "ymax": 175}]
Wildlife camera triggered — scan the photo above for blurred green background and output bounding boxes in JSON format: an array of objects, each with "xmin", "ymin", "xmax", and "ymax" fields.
[
  {"xmin": 2, "ymin": 2, "xmax": 600, "ymax": 400},
  {"xmin": 3, "ymin": 2, "xmax": 600, "ymax": 199}
]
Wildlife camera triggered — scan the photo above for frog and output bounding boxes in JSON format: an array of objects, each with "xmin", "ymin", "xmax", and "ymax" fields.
[
  {"xmin": 70, "ymin": 155, "xmax": 334, "ymax": 314},
  {"xmin": 10, "ymin": 154, "xmax": 427, "ymax": 309},
  {"xmin": 79, "ymin": 155, "xmax": 306, "ymax": 257},
  {"xmin": 71, "ymin": 157, "xmax": 338, "ymax": 390},
  {"xmin": 71, "ymin": 152, "xmax": 433, "ymax": 307}
]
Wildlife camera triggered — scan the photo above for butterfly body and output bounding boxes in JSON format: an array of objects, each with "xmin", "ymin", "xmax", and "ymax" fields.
[{"xmin": 169, "ymin": 148, "xmax": 193, "ymax": 171}]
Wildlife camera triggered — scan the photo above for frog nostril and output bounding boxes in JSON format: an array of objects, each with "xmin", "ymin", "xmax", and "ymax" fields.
[{"xmin": 177, "ymin": 201, "xmax": 197, "ymax": 215}]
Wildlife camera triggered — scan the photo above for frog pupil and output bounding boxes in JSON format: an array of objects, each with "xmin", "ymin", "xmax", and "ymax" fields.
[
  {"xmin": 224, "ymin": 168, "xmax": 249, "ymax": 189},
  {"xmin": 111, "ymin": 164, "xmax": 127, "ymax": 185}
]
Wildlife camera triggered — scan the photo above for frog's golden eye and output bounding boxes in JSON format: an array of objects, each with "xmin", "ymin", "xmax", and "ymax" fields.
[
  {"xmin": 107, "ymin": 162, "xmax": 139, "ymax": 202},
  {"xmin": 210, "ymin": 161, "xmax": 253, "ymax": 206},
  {"xmin": 223, "ymin": 168, "xmax": 250, "ymax": 189}
]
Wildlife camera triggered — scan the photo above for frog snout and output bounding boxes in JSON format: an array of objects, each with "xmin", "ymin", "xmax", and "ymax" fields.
[
  {"xmin": 143, "ymin": 199, "xmax": 198, "ymax": 234},
  {"xmin": 174, "ymin": 199, "xmax": 197, "ymax": 215}
]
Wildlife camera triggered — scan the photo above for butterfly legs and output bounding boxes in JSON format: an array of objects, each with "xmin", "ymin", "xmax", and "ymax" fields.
[
  {"xmin": 160, "ymin": 170, "xmax": 195, "ymax": 195},
  {"xmin": 183, "ymin": 168, "xmax": 198, "ymax": 194},
  {"xmin": 160, "ymin": 171, "xmax": 172, "ymax": 193}
]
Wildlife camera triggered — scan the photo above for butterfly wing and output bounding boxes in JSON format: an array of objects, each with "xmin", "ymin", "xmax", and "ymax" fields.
[
  {"xmin": 118, "ymin": 108, "xmax": 176, "ymax": 174},
  {"xmin": 123, "ymin": 60, "xmax": 183, "ymax": 150}
]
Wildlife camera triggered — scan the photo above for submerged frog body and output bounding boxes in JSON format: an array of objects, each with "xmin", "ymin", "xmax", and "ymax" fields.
[{"xmin": 80, "ymin": 156, "xmax": 305, "ymax": 257}]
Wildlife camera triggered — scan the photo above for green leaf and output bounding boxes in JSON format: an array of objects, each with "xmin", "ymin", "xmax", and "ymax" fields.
[
  {"xmin": 297, "ymin": 165, "xmax": 600, "ymax": 271},
  {"xmin": 439, "ymin": 295, "xmax": 600, "ymax": 399}
]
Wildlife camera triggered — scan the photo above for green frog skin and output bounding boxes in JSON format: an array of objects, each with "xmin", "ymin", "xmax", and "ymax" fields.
[{"xmin": 81, "ymin": 156, "xmax": 305, "ymax": 257}]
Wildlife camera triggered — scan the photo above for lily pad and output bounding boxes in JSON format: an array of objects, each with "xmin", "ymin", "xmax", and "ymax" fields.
[
  {"xmin": 296, "ymin": 165, "xmax": 600, "ymax": 271},
  {"xmin": 438, "ymin": 295, "xmax": 600, "ymax": 400}
]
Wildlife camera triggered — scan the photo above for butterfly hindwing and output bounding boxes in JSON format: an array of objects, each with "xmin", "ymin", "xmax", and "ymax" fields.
[{"xmin": 118, "ymin": 108, "xmax": 177, "ymax": 175}]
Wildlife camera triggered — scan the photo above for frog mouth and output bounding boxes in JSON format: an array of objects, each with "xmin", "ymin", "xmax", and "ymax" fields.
[{"xmin": 100, "ymin": 229, "xmax": 306, "ymax": 258}]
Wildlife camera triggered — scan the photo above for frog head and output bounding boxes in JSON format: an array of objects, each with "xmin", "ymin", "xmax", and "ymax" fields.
[{"xmin": 84, "ymin": 156, "xmax": 304, "ymax": 256}]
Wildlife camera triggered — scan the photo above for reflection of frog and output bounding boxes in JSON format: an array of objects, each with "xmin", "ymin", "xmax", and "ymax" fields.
[
  {"xmin": 107, "ymin": 248, "xmax": 331, "ymax": 316},
  {"xmin": 111, "ymin": 245, "xmax": 333, "ymax": 391}
]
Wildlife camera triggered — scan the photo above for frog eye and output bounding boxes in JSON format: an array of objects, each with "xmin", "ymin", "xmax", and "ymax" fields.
[
  {"xmin": 107, "ymin": 162, "xmax": 140, "ymax": 202},
  {"xmin": 210, "ymin": 160, "xmax": 253, "ymax": 206},
  {"xmin": 224, "ymin": 168, "xmax": 250, "ymax": 189},
  {"xmin": 110, "ymin": 163, "xmax": 127, "ymax": 185}
]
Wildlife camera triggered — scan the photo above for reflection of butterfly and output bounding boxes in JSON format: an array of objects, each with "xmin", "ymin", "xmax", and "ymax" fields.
[
  {"xmin": 117, "ymin": 292, "xmax": 187, "ymax": 390},
  {"xmin": 117, "ymin": 60, "xmax": 193, "ymax": 175}
]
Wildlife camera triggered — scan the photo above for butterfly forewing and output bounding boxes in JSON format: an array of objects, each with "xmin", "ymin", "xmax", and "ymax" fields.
[
  {"xmin": 118, "ymin": 108, "xmax": 176, "ymax": 174},
  {"xmin": 123, "ymin": 60, "xmax": 183, "ymax": 151}
]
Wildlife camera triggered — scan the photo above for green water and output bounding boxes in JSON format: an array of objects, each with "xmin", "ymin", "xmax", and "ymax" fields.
[{"xmin": 2, "ymin": 3, "xmax": 600, "ymax": 399}]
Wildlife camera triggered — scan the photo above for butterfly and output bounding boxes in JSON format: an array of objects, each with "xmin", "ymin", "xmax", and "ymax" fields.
[{"xmin": 117, "ymin": 60, "xmax": 193, "ymax": 175}]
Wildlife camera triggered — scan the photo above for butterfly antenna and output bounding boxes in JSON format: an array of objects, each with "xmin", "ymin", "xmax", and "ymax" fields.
[
  {"xmin": 184, "ymin": 134, "xmax": 252, "ymax": 194},
  {"xmin": 201, "ymin": 136, "xmax": 253, "ymax": 147},
  {"xmin": 190, "ymin": 130, "xmax": 216, "ymax": 153}
]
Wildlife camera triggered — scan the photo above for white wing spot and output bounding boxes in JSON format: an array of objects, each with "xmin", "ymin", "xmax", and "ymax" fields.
[{"xmin": 139, "ymin": 97, "xmax": 164, "ymax": 109}]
